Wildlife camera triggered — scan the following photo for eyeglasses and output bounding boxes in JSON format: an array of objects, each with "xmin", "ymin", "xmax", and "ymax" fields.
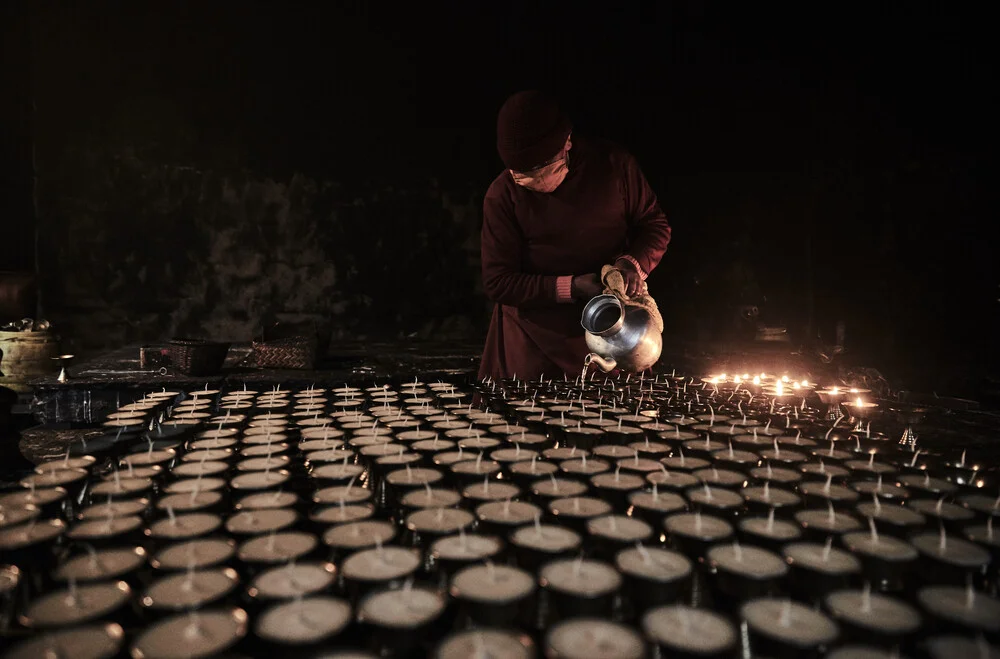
[{"xmin": 512, "ymin": 134, "xmax": 572, "ymax": 175}]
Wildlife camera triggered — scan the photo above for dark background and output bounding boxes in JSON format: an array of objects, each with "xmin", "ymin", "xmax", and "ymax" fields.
[{"xmin": 1, "ymin": 1, "xmax": 995, "ymax": 396}]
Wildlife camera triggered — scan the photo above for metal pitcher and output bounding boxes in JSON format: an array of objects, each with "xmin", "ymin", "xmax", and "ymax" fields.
[{"xmin": 581, "ymin": 294, "xmax": 662, "ymax": 373}]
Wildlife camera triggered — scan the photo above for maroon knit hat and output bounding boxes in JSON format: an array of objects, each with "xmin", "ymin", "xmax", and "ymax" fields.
[{"xmin": 496, "ymin": 90, "xmax": 572, "ymax": 171}]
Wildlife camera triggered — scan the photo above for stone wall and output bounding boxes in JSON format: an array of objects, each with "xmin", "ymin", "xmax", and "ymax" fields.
[
  {"xmin": 35, "ymin": 147, "xmax": 486, "ymax": 354},
  {"xmin": 23, "ymin": 3, "xmax": 499, "ymax": 355}
]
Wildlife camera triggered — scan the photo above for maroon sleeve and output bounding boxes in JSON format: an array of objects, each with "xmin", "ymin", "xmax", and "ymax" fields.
[
  {"xmin": 481, "ymin": 188, "xmax": 563, "ymax": 308},
  {"xmin": 618, "ymin": 151, "xmax": 672, "ymax": 277}
]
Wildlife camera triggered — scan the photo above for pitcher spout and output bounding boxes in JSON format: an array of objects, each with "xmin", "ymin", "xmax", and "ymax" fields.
[{"xmin": 584, "ymin": 353, "xmax": 617, "ymax": 373}]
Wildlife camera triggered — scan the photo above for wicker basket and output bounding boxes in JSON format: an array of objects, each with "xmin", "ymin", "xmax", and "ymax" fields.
[
  {"xmin": 168, "ymin": 339, "xmax": 231, "ymax": 376},
  {"xmin": 250, "ymin": 334, "xmax": 318, "ymax": 370}
]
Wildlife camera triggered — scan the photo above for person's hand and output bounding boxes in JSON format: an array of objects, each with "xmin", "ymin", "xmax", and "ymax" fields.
[
  {"xmin": 571, "ymin": 273, "xmax": 603, "ymax": 301},
  {"xmin": 615, "ymin": 258, "xmax": 643, "ymax": 297}
]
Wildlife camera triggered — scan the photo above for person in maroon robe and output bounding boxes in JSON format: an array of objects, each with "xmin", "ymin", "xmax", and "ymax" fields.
[{"xmin": 478, "ymin": 90, "xmax": 672, "ymax": 381}]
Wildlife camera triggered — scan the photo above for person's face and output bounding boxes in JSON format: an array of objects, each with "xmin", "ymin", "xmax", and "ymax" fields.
[{"xmin": 510, "ymin": 134, "xmax": 573, "ymax": 193}]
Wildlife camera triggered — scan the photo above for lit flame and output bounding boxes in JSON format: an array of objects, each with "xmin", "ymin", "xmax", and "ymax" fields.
[
  {"xmin": 742, "ymin": 373, "xmax": 750, "ymax": 380},
  {"xmin": 850, "ymin": 388, "xmax": 859, "ymax": 394},
  {"xmin": 792, "ymin": 381, "xmax": 801, "ymax": 390},
  {"xmin": 719, "ymin": 373, "xmax": 727, "ymax": 380},
  {"xmin": 734, "ymin": 376, "xmax": 742, "ymax": 384},
  {"xmin": 855, "ymin": 397, "xmax": 863, "ymax": 406},
  {"xmin": 801, "ymin": 380, "xmax": 809, "ymax": 387},
  {"xmin": 776, "ymin": 382, "xmax": 784, "ymax": 396},
  {"xmin": 831, "ymin": 386, "xmax": 839, "ymax": 394},
  {"xmin": 752, "ymin": 376, "xmax": 761, "ymax": 385},
  {"xmin": 781, "ymin": 376, "xmax": 789, "ymax": 383}
]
